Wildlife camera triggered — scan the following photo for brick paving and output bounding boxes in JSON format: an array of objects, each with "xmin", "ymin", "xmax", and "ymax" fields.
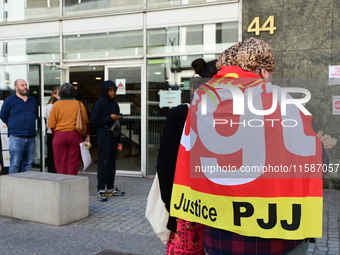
[
  {"xmin": 70, "ymin": 173, "xmax": 156, "ymax": 237},
  {"xmin": 70, "ymin": 173, "xmax": 339, "ymax": 254},
  {"xmin": 307, "ymin": 189, "xmax": 340, "ymax": 255}
]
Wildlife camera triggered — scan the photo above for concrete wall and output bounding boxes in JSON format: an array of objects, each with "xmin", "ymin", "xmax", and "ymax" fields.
[{"xmin": 242, "ymin": 0, "xmax": 340, "ymax": 165}]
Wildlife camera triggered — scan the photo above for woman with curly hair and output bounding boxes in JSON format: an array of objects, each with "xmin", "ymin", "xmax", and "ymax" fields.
[{"xmin": 48, "ymin": 83, "xmax": 90, "ymax": 175}]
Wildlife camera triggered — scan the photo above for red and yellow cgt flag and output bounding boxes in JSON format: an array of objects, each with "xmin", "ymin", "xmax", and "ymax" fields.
[{"xmin": 170, "ymin": 73, "xmax": 323, "ymax": 240}]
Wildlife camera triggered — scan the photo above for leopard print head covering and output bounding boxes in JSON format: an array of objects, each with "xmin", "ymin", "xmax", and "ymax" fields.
[{"xmin": 216, "ymin": 37, "xmax": 275, "ymax": 72}]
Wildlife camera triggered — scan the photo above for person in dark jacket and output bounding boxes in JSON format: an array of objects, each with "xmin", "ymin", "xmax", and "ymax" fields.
[
  {"xmin": 157, "ymin": 59, "xmax": 217, "ymax": 255},
  {"xmin": 157, "ymin": 58, "xmax": 218, "ymax": 232},
  {"xmin": 0, "ymin": 78, "xmax": 38, "ymax": 174},
  {"xmin": 91, "ymin": 80, "xmax": 125, "ymax": 202}
]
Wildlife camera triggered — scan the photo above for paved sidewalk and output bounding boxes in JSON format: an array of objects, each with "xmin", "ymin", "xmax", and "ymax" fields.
[
  {"xmin": 309, "ymin": 189, "xmax": 340, "ymax": 255},
  {"xmin": 0, "ymin": 173, "xmax": 339, "ymax": 255},
  {"xmin": 70, "ymin": 173, "xmax": 157, "ymax": 237}
]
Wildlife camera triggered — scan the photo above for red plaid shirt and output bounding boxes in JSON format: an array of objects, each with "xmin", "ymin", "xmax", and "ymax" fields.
[{"xmin": 204, "ymin": 226, "xmax": 305, "ymax": 255}]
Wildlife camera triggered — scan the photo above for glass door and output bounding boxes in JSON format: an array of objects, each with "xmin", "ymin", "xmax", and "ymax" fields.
[
  {"xmin": 105, "ymin": 65, "xmax": 143, "ymax": 175},
  {"xmin": 40, "ymin": 64, "xmax": 69, "ymax": 172}
]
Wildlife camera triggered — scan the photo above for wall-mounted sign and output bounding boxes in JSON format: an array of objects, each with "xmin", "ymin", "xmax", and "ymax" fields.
[
  {"xmin": 1, "ymin": 135, "xmax": 8, "ymax": 150},
  {"xmin": 333, "ymin": 96, "xmax": 340, "ymax": 115},
  {"xmin": 118, "ymin": 103, "xmax": 131, "ymax": 115},
  {"xmin": 115, "ymin": 79, "xmax": 126, "ymax": 95},
  {"xmin": 329, "ymin": 66, "xmax": 340, "ymax": 85},
  {"xmin": 247, "ymin": 15, "xmax": 276, "ymax": 35},
  {"xmin": 0, "ymin": 100, "xmax": 9, "ymax": 169},
  {"xmin": 158, "ymin": 89, "xmax": 181, "ymax": 108},
  {"xmin": 0, "ymin": 119, "xmax": 7, "ymax": 134}
]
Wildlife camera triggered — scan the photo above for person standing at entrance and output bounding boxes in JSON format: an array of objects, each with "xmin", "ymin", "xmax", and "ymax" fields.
[
  {"xmin": 157, "ymin": 59, "xmax": 217, "ymax": 255},
  {"xmin": 48, "ymin": 83, "xmax": 90, "ymax": 175},
  {"xmin": 91, "ymin": 80, "xmax": 125, "ymax": 202},
  {"xmin": 45, "ymin": 86, "xmax": 60, "ymax": 173},
  {"xmin": 0, "ymin": 79, "xmax": 38, "ymax": 174}
]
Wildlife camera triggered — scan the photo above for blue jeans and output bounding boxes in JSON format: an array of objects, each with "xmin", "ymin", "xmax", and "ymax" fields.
[{"xmin": 9, "ymin": 135, "xmax": 36, "ymax": 174}]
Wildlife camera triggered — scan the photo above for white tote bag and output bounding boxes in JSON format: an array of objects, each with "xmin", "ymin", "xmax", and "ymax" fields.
[
  {"xmin": 79, "ymin": 142, "xmax": 91, "ymax": 170},
  {"xmin": 145, "ymin": 173, "xmax": 171, "ymax": 244}
]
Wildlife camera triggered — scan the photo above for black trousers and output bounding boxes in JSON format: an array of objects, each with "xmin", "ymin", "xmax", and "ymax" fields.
[
  {"xmin": 47, "ymin": 133, "xmax": 56, "ymax": 173},
  {"xmin": 97, "ymin": 137, "xmax": 118, "ymax": 191}
]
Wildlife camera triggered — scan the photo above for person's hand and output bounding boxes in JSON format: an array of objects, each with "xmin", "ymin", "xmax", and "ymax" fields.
[
  {"xmin": 317, "ymin": 131, "xmax": 337, "ymax": 150},
  {"xmin": 110, "ymin": 114, "xmax": 121, "ymax": 120},
  {"xmin": 117, "ymin": 143, "xmax": 123, "ymax": 152},
  {"xmin": 85, "ymin": 135, "xmax": 90, "ymax": 144}
]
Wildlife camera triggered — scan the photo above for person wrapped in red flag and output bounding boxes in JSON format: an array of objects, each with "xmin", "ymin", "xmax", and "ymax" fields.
[{"xmin": 170, "ymin": 38, "xmax": 326, "ymax": 255}]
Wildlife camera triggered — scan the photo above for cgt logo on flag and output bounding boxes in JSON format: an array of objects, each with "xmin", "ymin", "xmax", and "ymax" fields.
[
  {"xmin": 170, "ymin": 79, "xmax": 323, "ymax": 240},
  {"xmin": 187, "ymin": 82, "xmax": 319, "ymax": 183}
]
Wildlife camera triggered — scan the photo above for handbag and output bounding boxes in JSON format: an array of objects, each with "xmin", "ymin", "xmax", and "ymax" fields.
[
  {"xmin": 76, "ymin": 101, "xmax": 87, "ymax": 137},
  {"xmin": 106, "ymin": 119, "xmax": 120, "ymax": 137},
  {"xmin": 145, "ymin": 173, "xmax": 171, "ymax": 244}
]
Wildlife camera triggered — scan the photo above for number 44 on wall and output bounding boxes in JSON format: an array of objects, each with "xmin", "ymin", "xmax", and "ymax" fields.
[{"xmin": 247, "ymin": 15, "xmax": 276, "ymax": 35}]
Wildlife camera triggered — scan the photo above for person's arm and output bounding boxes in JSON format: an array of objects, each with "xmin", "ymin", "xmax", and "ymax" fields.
[
  {"xmin": 157, "ymin": 105, "xmax": 188, "ymax": 212},
  {"xmin": 47, "ymin": 103, "xmax": 57, "ymax": 129},
  {"xmin": 34, "ymin": 99, "xmax": 38, "ymax": 120},
  {"xmin": 117, "ymin": 143, "xmax": 123, "ymax": 152},
  {"xmin": 0, "ymin": 98, "xmax": 10, "ymax": 124},
  {"xmin": 45, "ymin": 104, "xmax": 50, "ymax": 119},
  {"xmin": 157, "ymin": 105, "xmax": 189, "ymax": 232},
  {"xmin": 117, "ymin": 104, "xmax": 122, "ymax": 144},
  {"xmin": 79, "ymin": 102, "xmax": 91, "ymax": 142},
  {"xmin": 85, "ymin": 123, "xmax": 90, "ymax": 143}
]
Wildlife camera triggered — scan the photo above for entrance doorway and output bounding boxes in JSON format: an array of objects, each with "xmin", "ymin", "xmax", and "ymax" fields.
[{"xmin": 69, "ymin": 65, "xmax": 142, "ymax": 175}]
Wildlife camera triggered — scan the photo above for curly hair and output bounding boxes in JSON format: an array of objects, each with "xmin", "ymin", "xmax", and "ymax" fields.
[
  {"xmin": 216, "ymin": 37, "xmax": 275, "ymax": 72},
  {"xmin": 58, "ymin": 83, "xmax": 77, "ymax": 98}
]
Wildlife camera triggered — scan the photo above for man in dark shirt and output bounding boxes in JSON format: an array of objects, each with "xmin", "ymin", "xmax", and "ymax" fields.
[{"xmin": 0, "ymin": 79, "xmax": 38, "ymax": 174}]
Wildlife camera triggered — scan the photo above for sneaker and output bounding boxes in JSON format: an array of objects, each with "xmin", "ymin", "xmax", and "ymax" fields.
[
  {"xmin": 106, "ymin": 187, "xmax": 125, "ymax": 196},
  {"xmin": 98, "ymin": 190, "xmax": 108, "ymax": 202}
]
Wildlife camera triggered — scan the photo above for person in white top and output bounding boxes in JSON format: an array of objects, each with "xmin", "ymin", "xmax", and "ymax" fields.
[{"xmin": 45, "ymin": 86, "xmax": 60, "ymax": 173}]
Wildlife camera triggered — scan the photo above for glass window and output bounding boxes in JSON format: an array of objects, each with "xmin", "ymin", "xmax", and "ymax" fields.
[
  {"xmin": 215, "ymin": 22, "xmax": 239, "ymax": 51},
  {"xmin": 146, "ymin": 55, "xmax": 217, "ymax": 174},
  {"xmin": 0, "ymin": 37, "xmax": 60, "ymax": 63},
  {"xmin": 0, "ymin": 0, "xmax": 59, "ymax": 22},
  {"xmin": 147, "ymin": 0, "xmax": 221, "ymax": 8},
  {"xmin": 148, "ymin": 25, "xmax": 203, "ymax": 54},
  {"xmin": 63, "ymin": 0, "xmax": 143, "ymax": 16},
  {"xmin": 147, "ymin": 22, "xmax": 238, "ymax": 55},
  {"xmin": 64, "ymin": 30, "xmax": 143, "ymax": 60}
]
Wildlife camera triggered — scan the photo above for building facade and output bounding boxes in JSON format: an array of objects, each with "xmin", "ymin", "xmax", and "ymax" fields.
[
  {"xmin": 243, "ymin": 0, "xmax": 340, "ymax": 180},
  {"xmin": 0, "ymin": 0, "xmax": 240, "ymax": 176}
]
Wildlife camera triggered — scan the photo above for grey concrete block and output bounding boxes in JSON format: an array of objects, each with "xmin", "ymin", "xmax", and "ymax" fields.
[{"xmin": 0, "ymin": 171, "xmax": 89, "ymax": 226}]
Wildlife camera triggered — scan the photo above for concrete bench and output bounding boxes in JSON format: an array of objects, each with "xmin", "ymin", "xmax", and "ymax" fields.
[{"xmin": 0, "ymin": 171, "xmax": 89, "ymax": 226}]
